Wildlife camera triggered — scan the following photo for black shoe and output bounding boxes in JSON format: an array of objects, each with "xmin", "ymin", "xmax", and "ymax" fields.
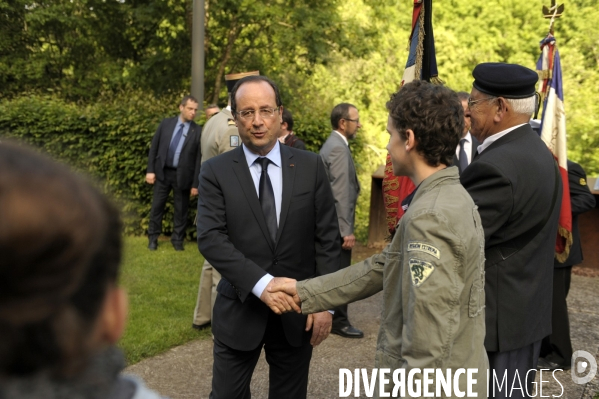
[
  {"xmin": 537, "ymin": 357, "xmax": 571, "ymax": 370},
  {"xmin": 192, "ymin": 322, "xmax": 210, "ymax": 330},
  {"xmin": 173, "ymin": 242, "xmax": 184, "ymax": 251},
  {"xmin": 148, "ymin": 240, "xmax": 158, "ymax": 250},
  {"xmin": 331, "ymin": 325, "xmax": 364, "ymax": 338}
]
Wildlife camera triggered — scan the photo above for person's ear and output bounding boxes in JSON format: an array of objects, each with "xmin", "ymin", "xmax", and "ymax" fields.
[
  {"xmin": 493, "ymin": 97, "xmax": 508, "ymax": 123},
  {"xmin": 96, "ymin": 286, "xmax": 128, "ymax": 345},
  {"xmin": 405, "ymin": 129, "xmax": 416, "ymax": 151}
]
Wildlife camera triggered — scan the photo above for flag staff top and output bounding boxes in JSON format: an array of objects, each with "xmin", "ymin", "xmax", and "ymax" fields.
[{"xmin": 543, "ymin": 0, "xmax": 564, "ymax": 34}]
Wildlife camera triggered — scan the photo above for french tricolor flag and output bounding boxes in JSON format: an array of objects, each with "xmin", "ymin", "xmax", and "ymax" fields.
[{"xmin": 536, "ymin": 34, "xmax": 572, "ymax": 262}]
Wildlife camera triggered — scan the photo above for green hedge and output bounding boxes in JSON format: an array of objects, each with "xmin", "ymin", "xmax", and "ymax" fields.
[
  {"xmin": 0, "ymin": 94, "xmax": 345, "ymax": 239},
  {"xmin": 0, "ymin": 93, "xmax": 193, "ymax": 237}
]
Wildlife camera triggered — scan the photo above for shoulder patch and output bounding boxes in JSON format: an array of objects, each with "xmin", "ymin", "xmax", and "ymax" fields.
[
  {"xmin": 230, "ymin": 135, "xmax": 239, "ymax": 147},
  {"xmin": 409, "ymin": 258, "xmax": 435, "ymax": 287},
  {"xmin": 407, "ymin": 242, "xmax": 440, "ymax": 259},
  {"xmin": 227, "ymin": 119, "xmax": 236, "ymax": 126},
  {"xmin": 580, "ymin": 177, "xmax": 587, "ymax": 186}
]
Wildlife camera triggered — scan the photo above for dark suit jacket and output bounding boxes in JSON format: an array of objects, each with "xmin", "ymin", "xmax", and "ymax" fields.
[
  {"xmin": 196, "ymin": 144, "xmax": 341, "ymax": 351},
  {"xmin": 147, "ymin": 116, "xmax": 202, "ymax": 190},
  {"xmin": 460, "ymin": 124, "xmax": 562, "ymax": 352},
  {"xmin": 452, "ymin": 133, "xmax": 480, "ymax": 174},
  {"xmin": 283, "ymin": 133, "xmax": 306, "ymax": 150},
  {"xmin": 556, "ymin": 160, "xmax": 596, "ymax": 267}
]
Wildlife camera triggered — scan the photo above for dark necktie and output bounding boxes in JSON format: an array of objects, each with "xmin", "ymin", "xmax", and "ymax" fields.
[
  {"xmin": 257, "ymin": 157, "xmax": 277, "ymax": 244},
  {"xmin": 167, "ymin": 123, "xmax": 185, "ymax": 167},
  {"xmin": 458, "ymin": 138, "xmax": 469, "ymax": 172}
]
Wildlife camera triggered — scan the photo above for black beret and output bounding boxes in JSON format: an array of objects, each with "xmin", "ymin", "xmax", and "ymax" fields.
[
  {"xmin": 472, "ymin": 63, "xmax": 538, "ymax": 98},
  {"xmin": 225, "ymin": 70, "xmax": 260, "ymax": 92}
]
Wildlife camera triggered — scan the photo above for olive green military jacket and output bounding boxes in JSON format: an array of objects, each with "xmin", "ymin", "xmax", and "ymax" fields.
[{"xmin": 297, "ymin": 167, "xmax": 488, "ymax": 398}]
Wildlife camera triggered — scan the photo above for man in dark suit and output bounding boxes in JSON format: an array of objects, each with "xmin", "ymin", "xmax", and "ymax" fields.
[
  {"xmin": 279, "ymin": 108, "xmax": 306, "ymax": 150},
  {"xmin": 539, "ymin": 160, "xmax": 596, "ymax": 370},
  {"xmin": 319, "ymin": 103, "xmax": 363, "ymax": 338},
  {"xmin": 452, "ymin": 91, "xmax": 480, "ymax": 173},
  {"xmin": 460, "ymin": 63, "xmax": 562, "ymax": 398},
  {"xmin": 146, "ymin": 95, "xmax": 202, "ymax": 251},
  {"xmin": 197, "ymin": 76, "xmax": 340, "ymax": 399}
]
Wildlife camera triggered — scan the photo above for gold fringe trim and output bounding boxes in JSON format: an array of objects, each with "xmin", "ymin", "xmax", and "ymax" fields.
[
  {"xmin": 430, "ymin": 75, "xmax": 444, "ymax": 85},
  {"xmin": 414, "ymin": 6, "xmax": 425, "ymax": 80},
  {"xmin": 555, "ymin": 225, "xmax": 573, "ymax": 263}
]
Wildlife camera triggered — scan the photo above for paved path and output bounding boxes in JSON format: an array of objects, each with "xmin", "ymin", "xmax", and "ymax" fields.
[{"xmin": 126, "ymin": 275, "xmax": 599, "ymax": 399}]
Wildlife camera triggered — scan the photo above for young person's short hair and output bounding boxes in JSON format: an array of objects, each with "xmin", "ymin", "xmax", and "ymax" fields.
[{"xmin": 386, "ymin": 80, "xmax": 463, "ymax": 167}]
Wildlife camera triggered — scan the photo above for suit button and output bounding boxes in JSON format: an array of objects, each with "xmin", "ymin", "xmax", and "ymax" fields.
[{"xmin": 273, "ymin": 258, "xmax": 279, "ymax": 265}]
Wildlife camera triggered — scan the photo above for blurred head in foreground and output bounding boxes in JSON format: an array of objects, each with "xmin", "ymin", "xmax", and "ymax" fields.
[{"xmin": 0, "ymin": 141, "xmax": 127, "ymax": 381}]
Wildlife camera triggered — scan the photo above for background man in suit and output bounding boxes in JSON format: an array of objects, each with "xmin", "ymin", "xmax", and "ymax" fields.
[
  {"xmin": 453, "ymin": 91, "xmax": 480, "ymax": 174},
  {"xmin": 193, "ymin": 71, "xmax": 259, "ymax": 330},
  {"xmin": 279, "ymin": 108, "xmax": 306, "ymax": 150},
  {"xmin": 319, "ymin": 103, "xmax": 363, "ymax": 339},
  {"xmin": 197, "ymin": 75, "xmax": 341, "ymax": 398},
  {"xmin": 460, "ymin": 63, "xmax": 562, "ymax": 398},
  {"xmin": 539, "ymin": 160, "xmax": 596, "ymax": 370},
  {"xmin": 146, "ymin": 95, "xmax": 201, "ymax": 251}
]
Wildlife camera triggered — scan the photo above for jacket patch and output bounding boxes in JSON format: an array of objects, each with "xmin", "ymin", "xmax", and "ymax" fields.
[
  {"xmin": 407, "ymin": 242, "xmax": 440, "ymax": 259},
  {"xmin": 230, "ymin": 135, "xmax": 239, "ymax": 147},
  {"xmin": 409, "ymin": 258, "xmax": 435, "ymax": 287},
  {"xmin": 580, "ymin": 177, "xmax": 587, "ymax": 186}
]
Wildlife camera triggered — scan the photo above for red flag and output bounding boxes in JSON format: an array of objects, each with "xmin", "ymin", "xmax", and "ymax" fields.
[{"xmin": 383, "ymin": 0, "xmax": 439, "ymax": 234}]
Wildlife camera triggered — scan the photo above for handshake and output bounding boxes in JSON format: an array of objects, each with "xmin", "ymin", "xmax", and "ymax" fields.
[{"xmin": 259, "ymin": 277, "xmax": 302, "ymax": 315}]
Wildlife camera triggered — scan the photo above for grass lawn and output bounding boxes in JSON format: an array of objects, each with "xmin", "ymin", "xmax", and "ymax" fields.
[{"xmin": 118, "ymin": 236, "xmax": 212, "ymax": 365}]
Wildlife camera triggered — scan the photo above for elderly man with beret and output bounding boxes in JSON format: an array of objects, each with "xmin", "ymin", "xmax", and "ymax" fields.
[{"xmin": 460, "ymin": 63, "xmax": 562, "ymax": 398}]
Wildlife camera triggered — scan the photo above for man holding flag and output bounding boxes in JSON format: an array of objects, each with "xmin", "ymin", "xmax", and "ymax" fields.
[{"xmin": 460, "ymin": 63, "xmax": 562, "ymax": 398}]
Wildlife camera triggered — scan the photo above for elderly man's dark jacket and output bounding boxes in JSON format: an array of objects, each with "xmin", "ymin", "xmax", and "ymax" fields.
[
  {"xmin": 196, "ymin": 144, "xmax": 340, "ymax": 350},
  {"xmin": 460, "ymin": 124, "xmax": 562, "ymax": 352}
]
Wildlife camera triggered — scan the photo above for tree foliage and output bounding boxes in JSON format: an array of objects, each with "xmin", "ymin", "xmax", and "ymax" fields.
[{"xmin": 1, "ymin": 0, "xmax": 597, "ymax": 241}]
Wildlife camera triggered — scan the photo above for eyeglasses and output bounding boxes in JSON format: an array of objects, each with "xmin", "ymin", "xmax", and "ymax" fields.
[
  {"xmin": 467, "ymin": 96, "xmax": 496, "ymax": 109},
  {"xmin": 236, "ymin": 107, "xmax": 279, "ymax": 120},
  {"xmin": 344, "ymin": 118, "xmax": 360, "ymax": 124}
]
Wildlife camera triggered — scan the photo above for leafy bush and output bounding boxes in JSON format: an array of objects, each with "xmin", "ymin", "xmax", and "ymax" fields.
[{"xmin": 0, "ymin": 92, "xmax": 192, "ymax": 236}]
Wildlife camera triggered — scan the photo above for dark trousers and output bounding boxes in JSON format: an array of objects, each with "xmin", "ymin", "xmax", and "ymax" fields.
[
  {"xmin": 332, "ymin": 242, "xmax": 352, "ymax": 330},
  {"xmin": 210, "ymin": 312, "xmax": 313, "ymax": 399},
  {"xmin": 487, "ymin": 340, "xmax": 542, "ymax": 399},
  {"xmin": 148, "ymin": 168, "xmax": 190, "ymax": 243},
  {"xmin": 540, "ymin": 266, "xmax": 573, "ymax": 367}
]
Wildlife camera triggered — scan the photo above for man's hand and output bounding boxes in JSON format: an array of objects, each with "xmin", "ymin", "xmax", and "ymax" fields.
[
  {"xmin": 145, "ymin": 173, "xmax": 156, "ymax": 184},
  {"xmin": 342, "ymin": 234, "xmax": 356, "ymax": 250},
  {"xmin": 191, "ymin": 188, "xmax": 198, "ymax": 196},
  {"xmin": 260, "ymin": 277, "xmax": 301, "ymax": 315},
  {"xmin": 305, "ymin": 311, "xmax": 332, "ymax": 346},
  {"xmin": 267, "ymin": 278, "xmax": 301, "ymax": 311}
]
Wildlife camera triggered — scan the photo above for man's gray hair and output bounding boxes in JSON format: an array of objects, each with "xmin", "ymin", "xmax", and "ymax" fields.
[{"xmin": 506, "ymin": 95, "xmax": 536, "ymax": 115}]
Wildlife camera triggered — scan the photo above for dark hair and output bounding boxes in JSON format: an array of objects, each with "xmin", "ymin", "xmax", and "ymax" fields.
[
  {"xmin": 206, "ymin": 103, "xmax": 219, "ymax": 110},
  {"xmin": 330, "ymin": 103, "xmax": 356, "ymax": 130},
  {"xmin": 0, "ymin": 141, "xmax": 123, "ymax": 377},
  {"xmin": 180, "ymin": 95, "xmax": 199, "ymax": 106},
  {"xmin": 281, "ymin": 108, "xmax": 294, "ymax": 131},
  {"xmin": 456, "ymin": 91, "xmax": 470, "ymax": 102},
  {"xmin": 386, "ymin": 80, "xmax": 463, "ymax": 167},
  {"xmin": 230, "ymin": 76, "xmax": 283, "ymax": 116}
]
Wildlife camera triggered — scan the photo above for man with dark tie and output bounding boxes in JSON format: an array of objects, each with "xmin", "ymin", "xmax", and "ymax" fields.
[
  {"xmin": 196, "ymin": 75, "xmax": 340, "ymax": 398},
  {"xmin": 453, "ymin": 91, "xmax": 480, "ymax": 173},
  {"xmin": 146, "ymin": 95, "xmax": 202, "ymax": 251}
]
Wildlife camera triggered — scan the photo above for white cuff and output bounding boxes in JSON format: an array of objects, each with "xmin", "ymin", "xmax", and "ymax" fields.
[{"xmin": 252, "ymin": 274, "xmax": 274, "ymax": 298}]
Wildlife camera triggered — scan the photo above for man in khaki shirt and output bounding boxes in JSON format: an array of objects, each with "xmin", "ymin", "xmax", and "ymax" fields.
[{"xmin": 269, "ymin": 81, "xmax": 488, "ymax": 398}]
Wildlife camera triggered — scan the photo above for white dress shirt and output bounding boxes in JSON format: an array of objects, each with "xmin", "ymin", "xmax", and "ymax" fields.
[
  {"xmin": 477, "ymin": 123, "xmax": 527, "ymax": 154},
  {"xmin": 242, "ymin": 142, "xmax": 283, "ymax": 299}
]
